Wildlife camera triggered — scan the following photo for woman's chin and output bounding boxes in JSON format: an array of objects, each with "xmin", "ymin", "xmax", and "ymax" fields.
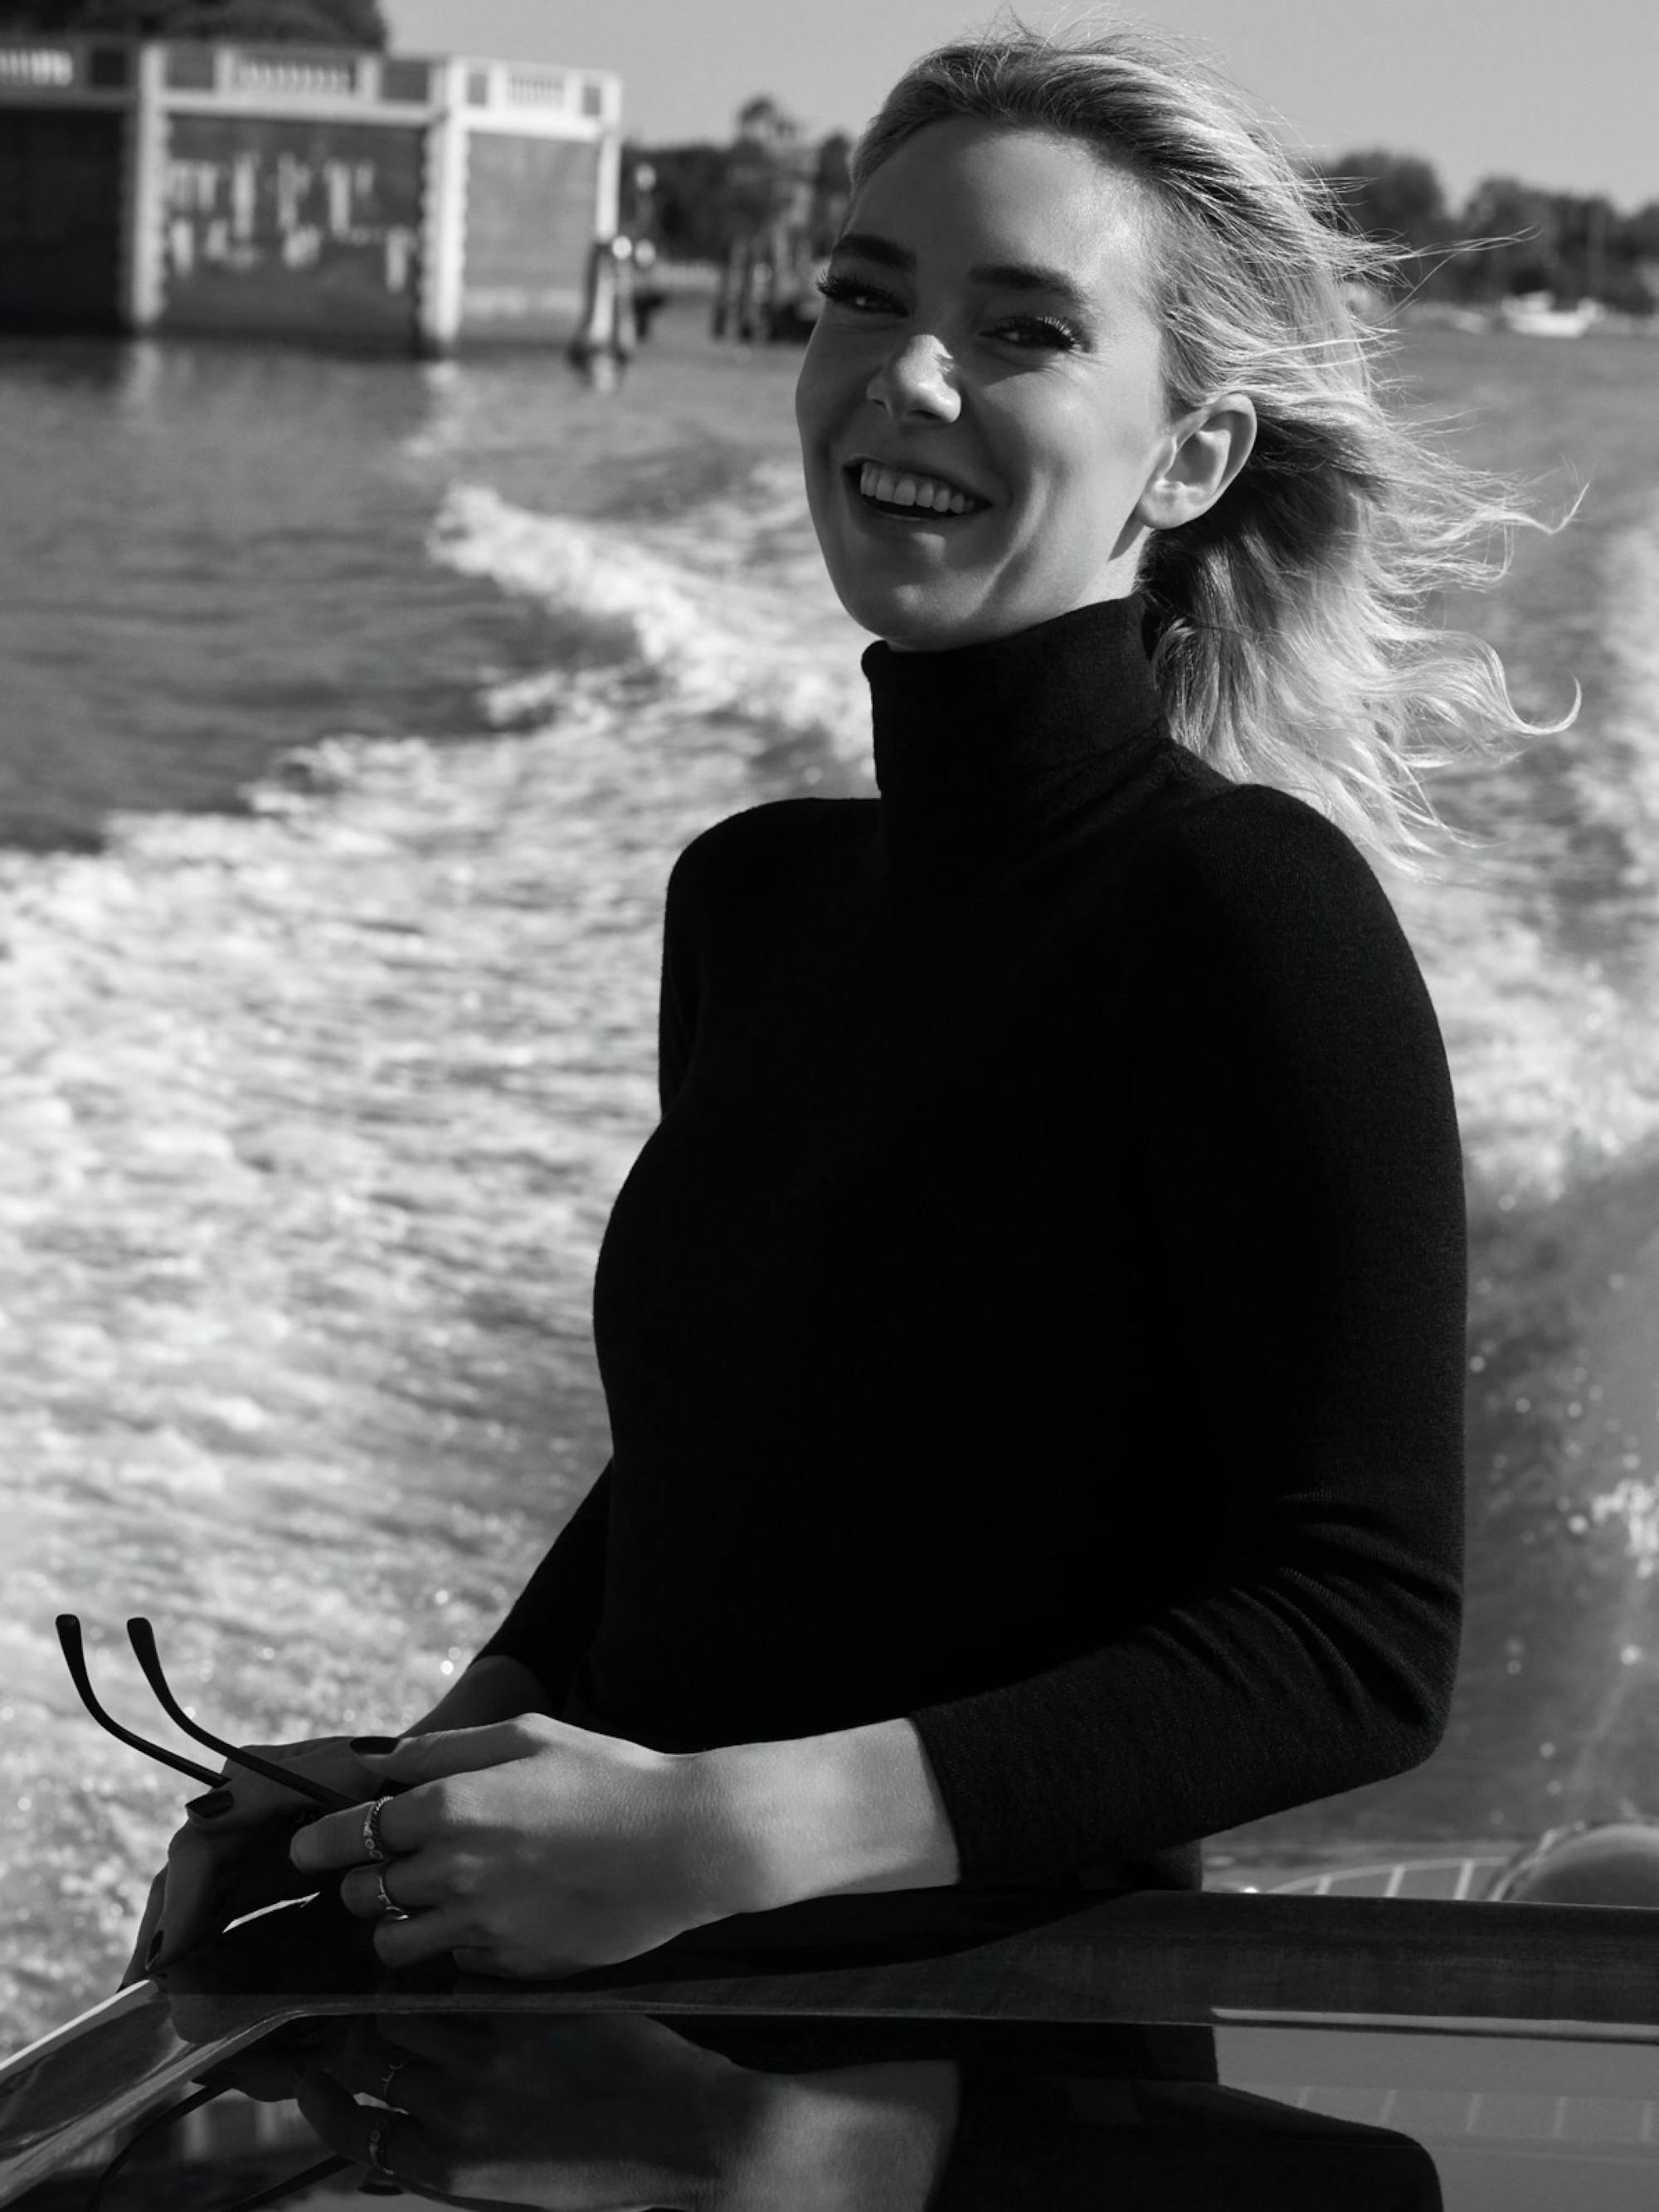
[{"xmin": 837, "ymin": 582, "xmax": 1008, "ymax": 655}]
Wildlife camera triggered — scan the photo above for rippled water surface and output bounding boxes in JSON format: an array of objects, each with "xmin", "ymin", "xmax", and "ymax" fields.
[{"xmin": 2, "ymin": 315, "xmax": 1658, "ymax": 2044}]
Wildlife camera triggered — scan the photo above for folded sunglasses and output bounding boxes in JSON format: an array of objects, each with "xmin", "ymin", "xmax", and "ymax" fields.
[{"xmin": 56, "ymin": 1615, "xmax": 358, "ymax": 1812}]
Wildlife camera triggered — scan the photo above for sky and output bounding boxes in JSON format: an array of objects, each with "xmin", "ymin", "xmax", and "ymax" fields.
[{"xmin": 382, "ymin": 0, "xmax": 1655, "ymax": 212}]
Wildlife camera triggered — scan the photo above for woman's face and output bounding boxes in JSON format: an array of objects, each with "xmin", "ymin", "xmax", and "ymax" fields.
[{"xmin": 795, "ymin": 119, "xmax": 1180, "ymax": 652}]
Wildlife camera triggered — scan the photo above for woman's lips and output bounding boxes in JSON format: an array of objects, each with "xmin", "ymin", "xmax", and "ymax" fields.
[{"xmin": 842, "ymin": 461, "xmax": 989, "ymax": 524}]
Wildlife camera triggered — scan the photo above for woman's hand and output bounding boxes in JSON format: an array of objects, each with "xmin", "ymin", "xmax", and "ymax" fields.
[
  {"xmin": 293, "ymin": 2012, "xmax": 961, "ymax": 2212},
  {"xmin": 289, "ymin": 1714, "xmax": 746, "ymax": 1978},
  {"xmin": 120, "ymin": 1736, "xmax": 392, "ymax": 1985},
  {"xmin": 295, "ymin": 2012, "xmax": 761, "ymax": 2209},
  {"xmin": 117, "ymin": 1659, "xmax": 551, "ymax": 1990}
]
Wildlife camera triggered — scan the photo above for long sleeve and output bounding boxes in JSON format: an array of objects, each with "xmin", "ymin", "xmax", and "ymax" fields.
[
  {"xmin": 471, "ymin": 1459, "xmax": 614, "ymax": 1711},
  {"xmin": 908, "ymin": 791, "xmax": 1467, "ymax": 1882},
  {"xmin": 469, "ymin": 850, "xmax": 700, "ymax": 1708}
]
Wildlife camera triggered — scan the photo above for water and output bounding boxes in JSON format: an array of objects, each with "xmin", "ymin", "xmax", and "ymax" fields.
[{"xmin": 1, "ymin": 312, "xmax": 1657, "ymax": 2043}]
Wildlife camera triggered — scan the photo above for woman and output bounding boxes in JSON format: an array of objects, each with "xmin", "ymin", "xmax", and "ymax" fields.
[{"xmin": 127, "ymin": 22, "xmax": 1546, "ymax": 1985}]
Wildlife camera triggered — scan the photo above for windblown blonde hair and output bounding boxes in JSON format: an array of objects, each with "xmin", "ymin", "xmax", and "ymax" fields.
[{"xmin": 852, "ymin": 17, "xmax": 1569, "ymax": 882}]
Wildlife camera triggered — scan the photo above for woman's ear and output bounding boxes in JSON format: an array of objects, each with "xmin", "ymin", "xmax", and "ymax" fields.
[{"xmin": 1136, "ymin": 396, "xmax": 1257, "ymax": 531}]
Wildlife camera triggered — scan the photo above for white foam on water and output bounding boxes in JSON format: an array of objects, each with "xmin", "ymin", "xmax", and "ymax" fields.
[
  {"xmin": 1592, "ymin": 491, "xmax": 1659, "ymax": 894},
  {"xmin": 1394, "ymin": 491, "xmax": 1659, "ymax": 1207},
  {"xmin": 1395, "ymin": 871, "xmax": 1656, "ymax": 1206},
  {"xmin": 431, "ymin": 470, "xmax": 872, "ymax": 762}
]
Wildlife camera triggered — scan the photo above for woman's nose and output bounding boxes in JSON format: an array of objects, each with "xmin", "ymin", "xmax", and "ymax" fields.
[{"xmin": 865, "ymin": 334, "xmax": 961, "ymax": 421}]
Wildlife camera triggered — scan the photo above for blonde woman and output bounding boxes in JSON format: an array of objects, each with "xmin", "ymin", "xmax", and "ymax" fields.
[{"xmin": 129, "ymin": 22, "xmax": 1546, "ymax": 1986}]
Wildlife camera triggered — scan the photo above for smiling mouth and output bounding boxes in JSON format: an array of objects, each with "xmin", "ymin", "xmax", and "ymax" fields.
[{"xmin": 844, "ymin": 461, "xmax": 990, "ymax": 522}]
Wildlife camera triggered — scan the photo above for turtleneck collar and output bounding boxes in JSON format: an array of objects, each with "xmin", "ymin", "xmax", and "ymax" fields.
[
  {"xmin": 861, "ymin": 597, "xmax": 1167, "ymax": 894},
  {"xmin": 864, "ymin": 596, "xmax": 1163, "ymax": 797}
]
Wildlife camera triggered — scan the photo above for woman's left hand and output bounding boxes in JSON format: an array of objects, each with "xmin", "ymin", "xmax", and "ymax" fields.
[{"xmin": 288, "ymin": 1715, "xmax": 743, "ymax": 1979}]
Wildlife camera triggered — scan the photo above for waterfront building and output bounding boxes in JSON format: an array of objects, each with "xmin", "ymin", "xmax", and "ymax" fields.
[{"xmin": 0, "ymin": 33, "xmax": 621, "ymax": 351}]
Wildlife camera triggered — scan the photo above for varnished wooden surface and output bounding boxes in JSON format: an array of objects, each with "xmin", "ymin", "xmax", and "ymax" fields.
[
  {"xmin": 80, "ymin": 1884, "xmax": 1659, "ymax": 2038},
  {"xmin": 527, "ymin": 1886, "xmax": 1659, "ymax": 2030},
  {"xmin": 6, "ymin": 1887, "xmax": 1659, "ymax": 2205}
]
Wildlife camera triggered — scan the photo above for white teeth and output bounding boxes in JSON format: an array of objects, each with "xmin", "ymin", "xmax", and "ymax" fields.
[{"xmin": 856, "ymin": 461, "xmax": 978, "ymax": 515}]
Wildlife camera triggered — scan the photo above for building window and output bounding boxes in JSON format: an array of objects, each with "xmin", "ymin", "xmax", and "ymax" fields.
[
  {"xmin": 380, "ymin": 58, "xmax": 431, "ymax": 105},
  {"xmin": 465, "ymin": 68, "xmax": 492, "ymax": 107},
  {"xmin": 87, "ymin": 45, "xmax": 132, "ymax": 90},
  {"xmin": 163, "ymin": 45, "xmax": 217, "ymax": 91},
  {"xmin": 580, "ymin": 80, "xmax": 604, "ymax": 118},
  {"xmin": 0, "ymin": 47, "xmax": 75, "ymax": 88}
]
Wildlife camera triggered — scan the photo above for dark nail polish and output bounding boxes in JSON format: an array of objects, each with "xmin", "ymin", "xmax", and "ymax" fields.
[
  {"xmin": 185, "ymin": 1788, "xmax": 235, "ymax": 1820},
  {"xmin": 144, "ymin": 1927, "xmax": 165, "ymax": 1971},
  {"xmin": 349, "ymin": 1736, "xmax": 400, "ymax": 1754}
]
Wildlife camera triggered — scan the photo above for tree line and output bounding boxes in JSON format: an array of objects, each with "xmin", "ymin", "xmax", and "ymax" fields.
[
  {"xmin": 1313, "ymin": 149, "xmax": 1657, "ymax": 313},
  {"xmin": 622, "ymin": 96, "xmax": 852, "ymax": 267},
  {"xmin": 629, "ymin": 106, "xmax": 1656, "ymax": 316}
]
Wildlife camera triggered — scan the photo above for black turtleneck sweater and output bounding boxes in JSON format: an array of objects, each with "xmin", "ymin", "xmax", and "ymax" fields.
[{"xmin": 476, "ymin": 597, "xmax": 1467, "ymax": 1890}]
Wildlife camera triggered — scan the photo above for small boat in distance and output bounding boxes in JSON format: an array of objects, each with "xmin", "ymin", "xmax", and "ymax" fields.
[{"xmin": 1498, "ymin": 291, "xmax": 1602, "ymax": 337}]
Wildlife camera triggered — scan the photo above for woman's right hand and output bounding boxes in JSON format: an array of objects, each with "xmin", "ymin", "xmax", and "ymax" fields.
[
  {"xmin": 119, "ymin": 1736, "xmax": 397, "ymax": 1985},
  {"xmin": 119, "ymin": 1658, "xmax": 551, "ymax": 1985}
]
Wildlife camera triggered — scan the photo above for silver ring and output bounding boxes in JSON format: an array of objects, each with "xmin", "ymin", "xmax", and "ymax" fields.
[
  {"xmin": 373, "ymin": 1864, "xmax": 398, "ymax": 1916},
  {"xmin": 367, "ymin": 2114, "xmax": 395, "ymax": 2175},
  {"xmin": 377, "ymin": 2053, "xmax": 410, "ymax": 2102},
  {"xmin": 362, "ymin": 1794, "xmax": 395, "ymax": 1864}
]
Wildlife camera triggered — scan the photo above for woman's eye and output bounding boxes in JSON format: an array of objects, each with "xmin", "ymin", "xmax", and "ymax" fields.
[
  {"xmin": 815, "ymin": 272, "xmax": 901, "ymax": 314},
  {"xmin": 992, "ymin": 315, "xmax": 1080, "ymax": 352}
]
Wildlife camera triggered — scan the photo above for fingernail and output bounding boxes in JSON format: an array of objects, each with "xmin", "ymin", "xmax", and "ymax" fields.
[
  {"xmin": 144, "ymin": 1927, "xmax": 165, "ymax": 1971},
  {"xmin": 349, "ymin": 1736, "xmax": 399, "ymax": 1754},
  {"xmin": 185, "ymin": 1788, "xmax": 235, "ymax": 1820}
]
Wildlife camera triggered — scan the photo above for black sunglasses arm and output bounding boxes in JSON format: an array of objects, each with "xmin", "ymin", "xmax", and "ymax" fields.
[
  {"xmin": 124, "ymin": 1618, "xmax": 356, "ymax": 1810},
  {"xmin": 56, "ymin": 1614, "xmax": 222, "ymax": 1791},
  {"xmin": 55, "ymin": 1615, "xmax": 357, "ymax": 1811}
]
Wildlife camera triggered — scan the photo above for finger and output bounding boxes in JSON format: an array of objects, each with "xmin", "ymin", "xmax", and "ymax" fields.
[
  {"xmin": 370, "ymin": 1903, "xmax": 484, "ymax": 1972},
  {"xmin": 355, "ymin": 1718, "xmax": 547, "ymax": 1791},
  {"xmin": 187, "ymin": 1742, "xmax": 333, "ymax": 1831},
  {"xmin": 309, "ymin": 2024, "xmax": 429, "ymax": 2106},
  {"xmin": 294, "ymin": 2064, "xmax": 428, "ymax": 2185},
  {"xmin": 338, "ymin": 1858, "xmax": 434, "ymax": 1921},
  {"xmin": 290, "ymin": 1791, "xmax": 422, "ymax": 1877}
]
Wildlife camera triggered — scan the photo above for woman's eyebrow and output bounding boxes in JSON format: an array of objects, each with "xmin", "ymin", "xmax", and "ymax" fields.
[
  {"xmin": 971, "ymin": 261, "xmax": 1094, "ymax": 320},
  {"xmin": 829, "ymin": 233, "xmax": 1092, "ymax": 319},
  {"xmin": 828, "ymin": 231, "xmax": 914, "ymax": 270}
]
